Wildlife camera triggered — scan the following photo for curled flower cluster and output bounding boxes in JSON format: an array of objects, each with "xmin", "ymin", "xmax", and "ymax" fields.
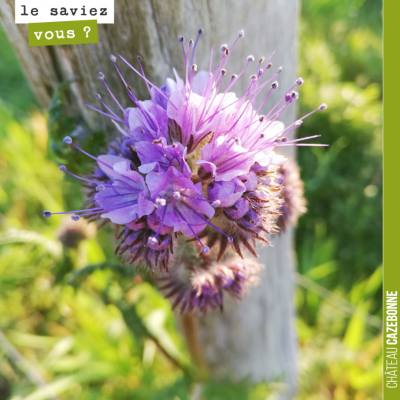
[
  {"xmin": 57, "ymin": 216, "xmax": 97, "ymax": 249},
  {"xmin": 44, "ymin": 28, "xmax": 326, "ymax": 308},
  {"xmin": 277, "ymin": 159, "xmax": 307, "ymax": 231},
  {"xmin": 158, "ymin": 257, "xmax": 263, "ymax": 313}
]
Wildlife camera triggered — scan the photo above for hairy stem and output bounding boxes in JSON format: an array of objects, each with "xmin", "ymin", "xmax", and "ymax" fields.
[{"xmin": 181, "ymin": 312, "xmax": 208, "ymax": 379}]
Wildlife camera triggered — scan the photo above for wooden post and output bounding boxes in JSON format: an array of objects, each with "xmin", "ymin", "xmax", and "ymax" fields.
[{"xmin": 0, "ymin": 0, "xmax": 299, "ymax": 397}]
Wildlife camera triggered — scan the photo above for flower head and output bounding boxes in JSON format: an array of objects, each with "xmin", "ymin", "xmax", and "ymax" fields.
[
  {"xmin": 158, "ymin": 258, "xmax": 263, "ymax": 313},
  {"xmin": 44, "ymin": 28, "xmax": 326, "ymax": 285},
  {"xmin": 276, "ymin": 159, "xmax": 307, "ymax": 230},
  {"xmin": 57, "ymin": 217, "xmax": 96, "ymax": 249},
  {"xmin": 146, "ymin": 166, "xmax": 215, "ymax": 237}
]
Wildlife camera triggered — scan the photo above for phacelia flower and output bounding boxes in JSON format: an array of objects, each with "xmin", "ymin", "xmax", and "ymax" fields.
[
  {"xmin": 57, "ymin": 217, "xmax": 96, "ymax": 249},
  {"xmin": 276, "ymin": 159, "xmax": 307, "ymax": 231},
  {"xmin": 44, "ymin": 28, "xmax": 327, "ymax": 290},
  {"xmin": 158, "ymin": 257, "xmax": 263, "ymax": 313}
]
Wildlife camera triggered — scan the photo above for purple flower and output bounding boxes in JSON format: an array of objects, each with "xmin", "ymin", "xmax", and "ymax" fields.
[
  {"xmin": 146, "ymin": 166, "xmax": 215, "ymax": 237},
  {"xmin": 124, "ymin": 100, "xmax": 169, "ymax": 144},
  {"xmin": 196, "ymin": 136, "xmax": 259, "ymax": 182},
  {"xmin": 95, "ymin": 155, "xmax": 154, "ymax": 224},
  {"xmin": 159, "ymin": 258, "xmax": 263, "ymax": 313},
  {"xmin": 136, "ymin": 139, "xmax": 190, "ymax": 176},
  {"xmin": 44, "ymin": 27, "xmax": 326, "ymax": 275},
  {"xmin": 207, "ymin": 178, "xmax": 246, "ymax": 208},
  {"xmin": 44, "ymin": 148, "xmax": 154, "ymax": 225}
]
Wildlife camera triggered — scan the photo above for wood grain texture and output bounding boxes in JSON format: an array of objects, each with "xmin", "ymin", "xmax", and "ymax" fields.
[{"xmin": 0, "ymin": 0, "xmax": 299, "ymax": 397}]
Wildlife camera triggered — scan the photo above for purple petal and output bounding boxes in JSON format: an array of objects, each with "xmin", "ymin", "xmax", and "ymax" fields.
[{"xmin": 208, "ymin": 178, "xmax": 246, "ymax": 208}]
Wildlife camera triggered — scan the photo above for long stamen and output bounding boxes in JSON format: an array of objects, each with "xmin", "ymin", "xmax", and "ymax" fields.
[
  {"xmin": 213, "ymin": 48, "xmax": 229, "ymax": 85},
  {"xmin": 209, "ymin": 46, "xmax": 214, "ymax": 74},
  {"xmin": 261, "ymin": 97, "xmax": 293, "ymax": 135},
  {"xmin": 242, "ymin": 71, "xmax": 278, "ymax": 101},
  {"xmin": 64, "ymin": 137, "xmax": 112, "ymax": 169},
  {"xmin": 63, "ymin": 137, "xmax": 150, "ymax": 188},
  {"xmin": 183, "ymin": 201, "xmax": 234, "ymax": 242},
  {"xmin": 59, "ymin": 166, "xmax": 143, "ymax": 196},
  {"xmin": 97, "ymin": 72, "xmax": 128, "ymax": 117},
  {"xmin": 238, "ymin": 80, "xmax": 285, "ymax": 148},
  {"xmin": 188, "ymin": 64, "xmax": 198, "ymax": 100},
  {"xmin": 60, "ymin": 166, "xmax": 102, "ymax": 185},
  {"xmin": 186, "ymin": 40, "xmax": 193, "ymax": 86},
  {"xmin": 248, "ymin": 103, "xmax": 293, "ymax": 150},
  {"xmin": 198, "ymin": 56, "xmax": 255, "ymax": 130},
  {"xmin": 196, "ymin": 46, "xmax": 214, "ymax": 108},
  {"xmin": 45, "ymin": 207, "xmax": 102, "ymax": 216},
  {"xmin": 223, "ymin": 79, "xmax": 259, "ymax": 136},
  {"xmin": 277, "ymin": 143, "xmax": 329, "ymax": 147},
  {"xmin": 254, "ymin": 85, "xmax": 275, "ymax": 115},
  {"xmin": 90, "ymin": 192, "xmax": 140, "ymax": 201},
  {"xmin": 280, "ymin": 102, "xmax": 326, "ymax": 135},
  {"xmin": 109, "ymin": 55, "xmax": 129, "ymax": 88},
  {"xmin": 195, "ymin": 69, "xmax": 226, "ymax": 130},
  {"xmin": 217, "ymin": 150, "xmax": 256, "ymax": 174},
  {"xmin": 190, "ymin": 28, "xmax": 204, "ymax": 68},
  {"xmin": 117, "ymin": 54, "xmax": 178, "ymax": 110},
  {"xmin": 272, "ymin": 121, "xmax": 304, "ymax": 142},
  {"xmin": 125, "ymin": 88, "xmax": 158, "ymax": 132},
  {"xmin": 95, "ymin": 93, "xmax": 120, "ymax": 119},
  {"xmin": 77, "ymin": 200, "xmax": 138, "ymax": 218},
  {"xmin": 282, "ymin": 134, "xmax": 322, "ymax": 144},
  {"xmin": 83, "ymin": 103, "xmax": 125, "ymax": 124},
  {"xmin": 137, "ymin": 55, "xmax": 155, "ymax": 102},
  {"xmin": 196, "ymin": 48, "xmax": 228, "ymax": 125},
  {"xmin": 208, "ymin": 145, "xmax": 247, "ymax": 171},
  {"xmin": 109, "ymin": 57, "xmax": 157, "ymax": 131},
  {"xmin": 203, "ymin": 47, "xmax": 227, "ymax": 101},
  {"xmin": 202, "ymin": 219, "xmax": 233, "ymax": 242},
  {"xmin": 178, "ymin": 36, "xmax": 187, "ymax": 68},
  {"xmin": 45, "ymin": 198, "xmax": 140, "ymax": 221},
  {"xmin": 172, "ymin": 201, "xmax": 209, "ymax": 253},
  {"xmin": 264, "ymin": 83, "xmax": 297, "ymax": 120},
  {"xmin": 264, "ymin": 132, "xmax": 326, "ymax": 150},
  {"xmin": 221, "ymin": 29, "xmax": 244, "ymax": 69},
  {"xmin": 233, "ymin": 113, "xmax": 266, "ymax": 143}
]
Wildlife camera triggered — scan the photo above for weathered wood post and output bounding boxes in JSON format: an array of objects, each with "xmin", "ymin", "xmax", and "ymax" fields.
[{"xmin": 0, "ymin": 0, "xmax": 299, "ymax": 397}]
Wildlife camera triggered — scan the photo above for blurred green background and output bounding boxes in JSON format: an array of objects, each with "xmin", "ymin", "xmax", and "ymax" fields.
[{"xmin": 0, "ymin": 0, "xmax": 382, "ymax": 399}]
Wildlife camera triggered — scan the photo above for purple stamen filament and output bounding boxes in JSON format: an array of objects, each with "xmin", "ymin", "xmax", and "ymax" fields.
[
  {"xmin": 83, "ymin": 103, "xmax": 125, "ymax": 124},
  {"xmin": 172, "ymin": 201, "xmax": 206, "ymax": 249},
  {"xmin": 117, "ymin": 53, "xmax": 178, "ymax": 110}
]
